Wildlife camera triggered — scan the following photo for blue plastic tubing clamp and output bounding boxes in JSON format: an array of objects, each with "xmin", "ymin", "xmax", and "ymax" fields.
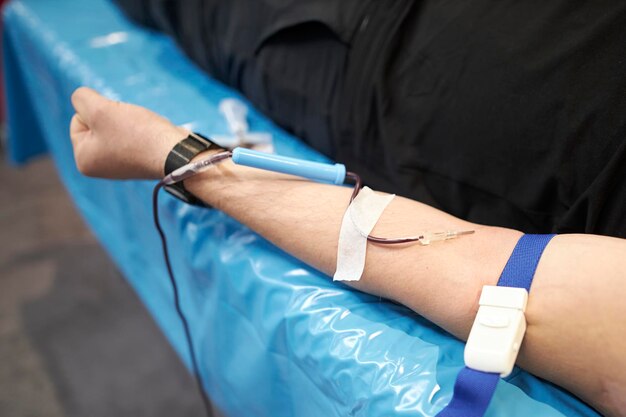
[{"xmin": 231, "ymin": 147, "xmax": 346, "ymax": 185}]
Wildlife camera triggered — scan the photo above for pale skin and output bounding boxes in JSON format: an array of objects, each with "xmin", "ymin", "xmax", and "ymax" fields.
[{"xmin": 70, "ymin": 87, "xmax": 626, "ymax": 416}]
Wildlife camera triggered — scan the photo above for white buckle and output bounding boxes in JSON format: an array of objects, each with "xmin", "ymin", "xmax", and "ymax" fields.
[{"xmin": 464, "ymin": 285, "xmax": 528, "ymax": 377}]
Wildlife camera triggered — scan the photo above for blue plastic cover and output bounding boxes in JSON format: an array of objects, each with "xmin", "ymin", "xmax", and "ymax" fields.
[{"xmin": 2, "ymin": 0, "xmax": 599, "ymax": 416}]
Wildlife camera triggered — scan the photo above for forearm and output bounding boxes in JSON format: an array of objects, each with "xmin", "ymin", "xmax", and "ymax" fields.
[
  {"xmin": 185, "ymin": 157, "xmax": 626, "ymax": 416},
  {"xmin": 185, "ymin": 161, "xmax": 517, "ymax": 338}
]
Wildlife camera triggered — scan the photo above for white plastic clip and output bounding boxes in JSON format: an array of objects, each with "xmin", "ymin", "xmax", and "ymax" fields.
[
  {"xmin": 464, "ymin": 285, "xmax": 528, "ymax": 377},
  {"xmin": 214, "ymin": 98, "xmax": 273, "ymax": 152}
]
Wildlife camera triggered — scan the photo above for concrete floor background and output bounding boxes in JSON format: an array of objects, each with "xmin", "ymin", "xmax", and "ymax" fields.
[{"xmin": 0, "ymin": 150, "xmax": 206, "ymax": 416}]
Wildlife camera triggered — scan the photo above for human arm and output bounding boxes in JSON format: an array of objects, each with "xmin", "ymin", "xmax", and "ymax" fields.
[{"xmin": 69, "ymin": 87, "xmax": 626, "ymax": 416}]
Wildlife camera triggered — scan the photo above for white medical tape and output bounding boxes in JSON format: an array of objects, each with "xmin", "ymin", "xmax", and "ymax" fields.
[{"xmin": 333, "ymin": 186, "xmax": 395, "ymax": 281}]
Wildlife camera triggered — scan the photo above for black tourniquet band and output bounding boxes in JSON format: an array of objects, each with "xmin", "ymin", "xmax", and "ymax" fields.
[{"xmin": 164, "ymin": 132, "xmax": 224, "ymax": 206}]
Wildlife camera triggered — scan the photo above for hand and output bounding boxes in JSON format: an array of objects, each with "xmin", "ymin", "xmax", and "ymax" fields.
[{"xmin": 69, "ymin": 87, "xmax": 189, "ymax": 179}]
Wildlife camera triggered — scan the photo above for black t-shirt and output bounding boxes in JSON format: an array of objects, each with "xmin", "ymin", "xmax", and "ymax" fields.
[{"xmin": 115, "ymin": 0, "xmax": 626, "ymax": 237}]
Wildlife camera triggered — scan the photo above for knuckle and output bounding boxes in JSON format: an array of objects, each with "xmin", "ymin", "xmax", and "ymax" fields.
[
  {"xmin": 70, "ymin": 113, "xmax": 82, "ymax": 130},
  {"xmin": 90, "ymin": 100, "xmax": 112, "ymax": 126},
  {"xmin": 75, "ymin": 158, "xmax": 89, "ymax": 175},
  {"xmin": 71, "ymin": 87, "xmax": 88, "ymax": 106},
  {"xmin": 79, "ymin": 163, "xmax": 96, "ymax": 178},
  {"xmin": 74, "ymin": 149, "xmax": 95, "ymax": 177}
]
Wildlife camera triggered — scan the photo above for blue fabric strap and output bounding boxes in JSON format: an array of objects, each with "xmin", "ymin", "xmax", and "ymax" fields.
[
  {"xmin": 497, "ymin": 234, "xmax": 556, "ymax": 291},
  {"xmin": 435, "ymin": 234, "xmax": 555, "ymax": 417},
  {"xmin": 434, "ymin": 368, "xmax": 500, "ymax": 417}
]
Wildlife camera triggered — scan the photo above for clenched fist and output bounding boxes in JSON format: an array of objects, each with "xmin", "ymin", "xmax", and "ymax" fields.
[{"xmin": 69, "ymin": 87, "xmax": 189, "ymax": 179}]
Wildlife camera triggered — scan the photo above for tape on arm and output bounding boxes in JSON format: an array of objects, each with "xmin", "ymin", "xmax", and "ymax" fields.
[{"xmin": 334, "ymin": 186, "xmax": 395, "ymax": 281}]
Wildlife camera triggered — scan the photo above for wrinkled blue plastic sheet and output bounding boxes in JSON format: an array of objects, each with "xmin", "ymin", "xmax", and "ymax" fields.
[{"xmin": 2, "ymin": 0, "xmax": 599, "ymax": 416}]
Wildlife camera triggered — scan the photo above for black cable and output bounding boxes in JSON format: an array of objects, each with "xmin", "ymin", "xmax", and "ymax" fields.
[
  {"xmin": 151, "ymin": 159, "xmax": 471, "ymax": 417},
  {"xmin": 152, "ymin": 182, "xmax": 213, "ymax": 417}
]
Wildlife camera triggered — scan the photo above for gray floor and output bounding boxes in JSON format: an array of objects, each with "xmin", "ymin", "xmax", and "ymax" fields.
[{"xmin": 0, "ymin": 151, "xmax": 207, "ymax": 416}]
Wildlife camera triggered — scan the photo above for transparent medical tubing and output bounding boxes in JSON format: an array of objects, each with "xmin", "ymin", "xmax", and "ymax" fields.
[
  {"xmin": 161, "ymin": 151, "xmax": 474, "ymax": 245},
  {"xmin": 343, "ymin": 172, "xmax": 474, "ymax": 245}
]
